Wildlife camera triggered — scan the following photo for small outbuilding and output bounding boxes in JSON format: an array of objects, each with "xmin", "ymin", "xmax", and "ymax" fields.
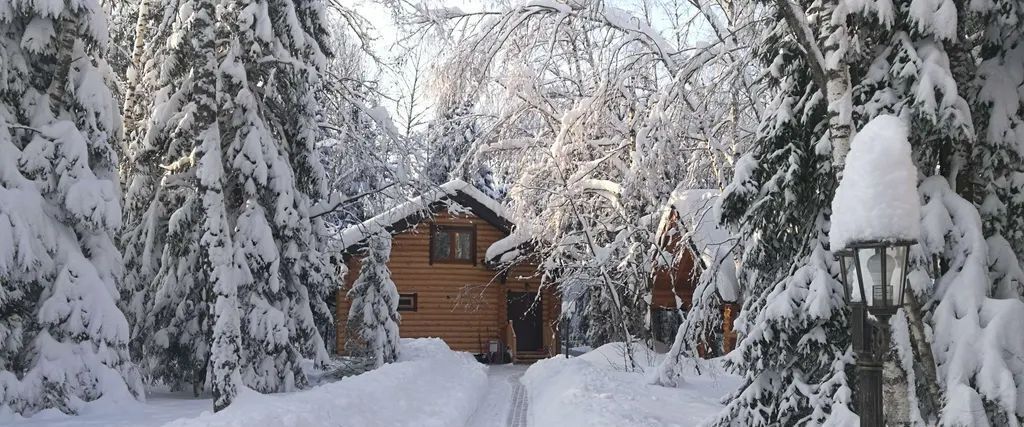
[{"xmin": 652, "ymin": 188, "xmax": 741, "ymax": 354}]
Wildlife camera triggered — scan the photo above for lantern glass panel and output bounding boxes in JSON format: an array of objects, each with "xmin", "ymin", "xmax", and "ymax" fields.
[
  {"xmin": 889, "ymin": 245, "xmax": 909, "ymax": 306},
  {"xmin": 851, "ymin": 249, "xmax": 869, "ymax": 304},
  {"xmin": 836, "ymin": 251, "xmax": 856, "ymax": 302},
  {"xmin": 868, "ymin": 247, "xmax": 890, "ymax": 306},
  {"xmin": 853, "ymin": 244, "xmax": 909, "ymax": 309}
]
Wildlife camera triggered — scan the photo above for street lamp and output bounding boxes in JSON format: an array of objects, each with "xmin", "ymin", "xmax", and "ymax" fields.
[
  {"xmin": 835, "ymin": 239, "xmax": 914, "ymax": 427},
  {"xmin": 830, "ymin": 115, "xmax": 922, "ymax": 426}
]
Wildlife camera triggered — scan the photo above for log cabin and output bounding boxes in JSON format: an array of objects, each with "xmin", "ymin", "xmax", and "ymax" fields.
[
  {"xmin": 334, "ymin": 180, "xmax": 559, "ymax": 363},
  {"xmin": 651, "ymin": 189, "xmax": 741, "ymax": 354}
]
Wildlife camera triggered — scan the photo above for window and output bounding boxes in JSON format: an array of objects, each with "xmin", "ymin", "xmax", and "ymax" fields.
[
  {"xmin": 431, "ymin": 226, "xmax": 476, "ymax": 264},
  {"xmin": 398, "ymin": 293, "xmax": 417, "ymax": 312}
]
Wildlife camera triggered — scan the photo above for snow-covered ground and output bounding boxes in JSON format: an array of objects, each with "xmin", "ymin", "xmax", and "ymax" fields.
[
  {"xmin": 6, "ymin": 339, "xmax": 741, "ymax": 427},
  {"xmin": 3, "ymin": 338, "xmax": 487, "ymax": 427},
  {"xmin": 0, "ymin": 390, "xmax": 211, "ymax": 427},
  {"xmin": 523, "ymin": 343, "xmax": 742, "ymax": 427}
]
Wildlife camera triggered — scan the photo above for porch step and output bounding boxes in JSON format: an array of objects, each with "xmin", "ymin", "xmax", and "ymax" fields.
[{"xmin": 514, "ymin": 351, "xmax": 549, "ymax": 364}]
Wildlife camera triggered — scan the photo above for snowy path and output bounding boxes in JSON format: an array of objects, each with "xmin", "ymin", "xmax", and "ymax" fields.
[{"xmin": 465, "ymin": 364, "xmax": 530, "ymax": 427}]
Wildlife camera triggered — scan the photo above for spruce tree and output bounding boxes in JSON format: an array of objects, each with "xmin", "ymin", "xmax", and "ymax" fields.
[
  {"xmin": 711, "ymin": 4, "xmax": 855, "ymax": 423},
  {"xmin": 121, "ymin": 0, "xmax": 335, "ymax": 398},
  {"xmin": 969, "ymin": 0, "xmax": 1024, "ymax": 263},
  {"xmin": 198, "ymin": 0, "xmax": 242, "ymax": 411},
  {"xmin": 0, "ymin": 0, "xmax": 143, "ymax": 415},
  {"xmin": 123, "ymin": 0, "xmax": 221, "ymax": 393},
  {"xmin": 199, "ymin": 123, "xmax": 243, "ymax": 411},
  {"xmin": 424, "ymin": 101, "xmax": 479, "ymax": 185},
  {"xmin": 218, "ymin": 0, "xmax": 333, "ymax": 391},
  {"xmin": 347, "ymin": 234, "xmax": 401, "ymax": 367},
  {"xmin": 119, "ymin": 0, "xmax": 199, "ymax": 368}
]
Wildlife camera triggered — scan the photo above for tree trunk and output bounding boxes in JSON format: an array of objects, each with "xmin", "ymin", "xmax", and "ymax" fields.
[
  {"xmin": 121, "ymin": 0, "xmax": 151, "ymax": 146},
  {"xmin": 905, "ymin": 292, "xmax": 942, "ymax": 419},
  {"xmin": 822, "ymin": 10, "xmax": 853, "ymax": 167},
  {"xmin": 773, "ymin": 0, "xmax": 852, "ymax": 166}
]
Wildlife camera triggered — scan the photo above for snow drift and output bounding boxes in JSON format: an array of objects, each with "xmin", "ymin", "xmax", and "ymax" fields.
[
  {"xmin": 522, "ymin": 343, "xmax": 741, "ymax": 426},
  {"xmin": 4, "ymin": 339, "xmax": 487, "ymax": 427},
  {"xmin": 163, "ymin": 338, "xmax": 486, "ymax": 427}
]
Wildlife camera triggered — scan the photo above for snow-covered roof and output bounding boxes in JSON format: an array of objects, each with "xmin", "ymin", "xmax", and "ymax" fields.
[
  {"xmin": 656, "ymin": 188, "xmax": 739, "ymax": 302},
  {"xmin": 484, "ymin": 231, "xmax": 534, "ymax": 265},
  {"xmin": 338, "ymin": 179, "xmax": 513, "ymax": 253}
]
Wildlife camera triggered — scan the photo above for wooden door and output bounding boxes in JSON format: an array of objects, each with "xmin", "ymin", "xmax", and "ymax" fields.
[{"xmin": 507, "ymin": 292, "xmax": 543, "ymax": 351}]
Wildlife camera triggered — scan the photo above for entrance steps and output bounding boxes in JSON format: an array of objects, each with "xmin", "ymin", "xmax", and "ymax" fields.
[{"xmin": 513, "ymin": 350, "xmax": 549, "ymax": 365}]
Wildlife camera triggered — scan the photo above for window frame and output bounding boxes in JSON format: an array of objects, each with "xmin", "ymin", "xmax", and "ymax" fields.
[
  {"xmin": 397, "ymin": 293, "xmax": 418, "ymax": 312},
  {"xmin": 429, "ymin": 225, "xmax": 477, "ymax": 265}
]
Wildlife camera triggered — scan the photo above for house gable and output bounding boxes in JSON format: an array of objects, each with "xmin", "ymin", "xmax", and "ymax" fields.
[
  {"xmin": 338, "ymin": 180, "xmax": 513, "ymax": 255},
  {"xmin": 654, "ymin": 189, "xmax": 739, "ymax": 303}
]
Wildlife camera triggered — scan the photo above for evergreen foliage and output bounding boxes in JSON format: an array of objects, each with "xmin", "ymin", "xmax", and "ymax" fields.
[
  {"xmin": 346, "ymin": 233, "xmax": 401, "ymax": 368},
  {"xmin": 713, "ymin": 33, "xmax": 854, "ymax": 421},
  {"xmin": 712, "ymin": 0, "xmax": 1024, "ymax": 422},
  {"xmin": 120, "ymin": 0, "xmax": 335, "ymax": 401},
  {"xmin": 0, "ymin": 0, "xmax": 143, "ymax": 415}
]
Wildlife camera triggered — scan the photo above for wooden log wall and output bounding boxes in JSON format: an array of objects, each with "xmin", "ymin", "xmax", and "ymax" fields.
[{"xmin": 651, "ymin": 250, "xmax": 697, "ymax": 310}]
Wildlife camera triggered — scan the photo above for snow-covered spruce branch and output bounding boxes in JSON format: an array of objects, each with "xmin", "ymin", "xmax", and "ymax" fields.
[{"xmin": 774, "ymin": 0, "xmax": 828, "ymax": 91}]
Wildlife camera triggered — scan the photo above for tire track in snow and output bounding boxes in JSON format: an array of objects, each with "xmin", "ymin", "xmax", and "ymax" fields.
[{"xmin": 465, "ymin": 364, "xmax": 530, "ymax": 427}]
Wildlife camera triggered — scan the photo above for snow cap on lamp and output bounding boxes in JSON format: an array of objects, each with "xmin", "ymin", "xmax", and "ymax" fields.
[{"xmin": 830, "ymin": 115, "xmax": 921, "ymax": 251}]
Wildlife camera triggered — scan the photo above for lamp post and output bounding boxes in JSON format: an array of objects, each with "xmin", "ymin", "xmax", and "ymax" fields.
[
  {"xmin": 830, "ymin": 115, "xmax": 921, "ymax": 425},
  {"xmin": 835, "ymin": 239, "xmax": 914, "ymax": 426}
]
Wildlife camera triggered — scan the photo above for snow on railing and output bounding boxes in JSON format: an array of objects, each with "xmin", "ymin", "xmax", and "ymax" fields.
[
  {"xmin": 506, "ymin": 320, "xmax": 518, "ymax": 363},
  {"xmin": 548, "ymin": 323, "xmax": 559, "ymax": 357}
]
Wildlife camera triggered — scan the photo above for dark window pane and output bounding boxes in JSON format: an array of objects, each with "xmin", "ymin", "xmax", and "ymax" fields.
[
  {"xmin": 398, "ymin": 293, "xmax": 417, "ymax": 311},
  {"xmin": 652, "ymin": 308, "xmax": 682, "ymax": 343},
  {"xmin": 433, "ymin": 231, "xmax": 451, "ymax": 260},
  {"xmin": 455, "ymin": 232, "xmax": 472, "ymax": 260}
]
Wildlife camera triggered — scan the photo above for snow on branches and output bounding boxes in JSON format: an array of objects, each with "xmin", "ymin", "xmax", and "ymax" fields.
[
  {"xmin": 347, "ymin": 234, "xmax": 402, "ymax": 368},
  {"xmin": 918, "ymin": 177, "xmax": 1024, "ymax": 424},
  {"xmin": 119, "ymin": 0, "xmax": 336, "ymax": 408},
  {"xmin": 0, "ymin": 0, "xmax": 142, "ymax": 415}
]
